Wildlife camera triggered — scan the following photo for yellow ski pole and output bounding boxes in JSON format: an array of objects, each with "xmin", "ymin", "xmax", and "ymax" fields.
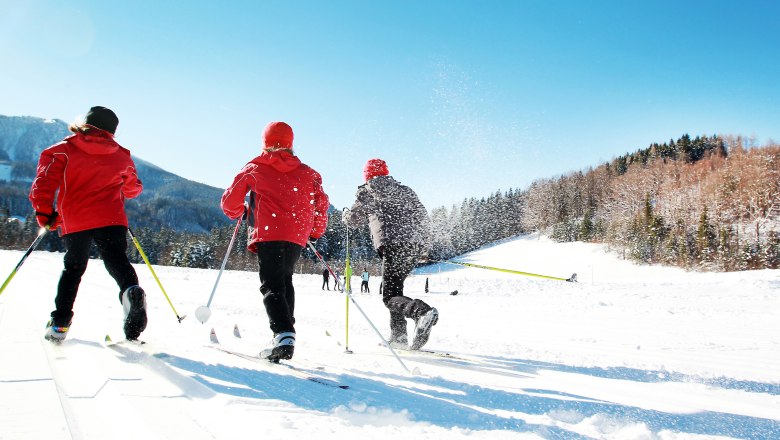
[
  {"xmin": 128, "ymin": 228, "xmax": 186, "ymax": 322},
  {"xmin": 0, "ymin": 227, "xmax": 48, "ymax": 297},
  {"xmin": 307, "ymin": 239, "xmax": 410, "ymax": 373},
  {"xmin": 344, "ymin": 225, "xmax": 353, "ymax": 354},
  {"xmin": 428, "ymin": 259, "xmax": 577, "ymax": 282}
]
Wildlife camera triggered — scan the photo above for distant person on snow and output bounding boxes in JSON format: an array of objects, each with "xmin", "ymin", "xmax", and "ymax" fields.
[
  {"xmin": 361, "ymin": 268, "xmax": 370, "ymax": 293},
  {"xmin": 29, "ymin": 106, "xmax": 148, "ymax": 342},
  {"xmin": 322, "ymin": 268, "xmax": 330, "ymax": 290},
  {"xmin": 343, "ymin": 158, "xmax": 438, "ymax": 350},
  {"xmin": 221, "ymin": 121, "xmax": 329, "ymax": 362}
]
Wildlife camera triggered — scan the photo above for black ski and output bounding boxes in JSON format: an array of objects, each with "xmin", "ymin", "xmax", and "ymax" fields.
[{"xmin": 211, "ymin": 345, "xmax": 349, "ymax": 389}]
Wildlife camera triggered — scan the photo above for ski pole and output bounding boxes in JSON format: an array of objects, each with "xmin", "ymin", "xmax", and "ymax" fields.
[
  {"xmin": 428, "ymin": 259, "xmax": 577, "ymax": 282},
  {"xmin": 127, "ymin": 228, "xmax": 186, "ymax": 322},
  {"xmin": 0, "ymin": 227, "xmax": 48, "ymax": 297},
  {"xmin": 344, "ymin": 217, "xmax": 352, "ymax": 354},
  {"xmin": 307, "ymin": 239, "xmax": 411, "ymax": 374},
  {"xmin": 195, "ymin": 217, "xmax": 243, "ymax": 323}
]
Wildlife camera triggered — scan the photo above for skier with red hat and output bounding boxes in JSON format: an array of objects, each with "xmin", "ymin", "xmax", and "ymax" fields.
[
  {"xmin": 343, "ymin": 158, "xmax": 438, "ymax": 350},
  {"xmin": 221, "ymin": 121, "xmax": 329, "ymax": 361}
]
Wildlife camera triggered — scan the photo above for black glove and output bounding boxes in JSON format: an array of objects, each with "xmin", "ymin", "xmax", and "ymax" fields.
[
  {"xmin": 242, "ymin": 202, "xmax": 249, "ymax": 220},
  {"xmin": 376, "ymin": 245, "xmax": 385, "ymax": 258},
  {"xmin": 35, "ymin": 211, "xmax": 61, "ymax": 230}
]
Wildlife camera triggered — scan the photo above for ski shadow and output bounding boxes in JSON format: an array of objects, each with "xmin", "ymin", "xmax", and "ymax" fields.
[
  {"xmin": 398, "ymin": 352, "xmax": 780, "ymax": 439},
  {"xmin": 156, "ymin": 351, "xmax": 779, "ymax": 439},
  {"xmin": 157, "ymin": 352, "xmax": 585, "ymax": 438},
  {"xmin": 454, "ymin": 353, "xmax": 780, "ymax": 395}
]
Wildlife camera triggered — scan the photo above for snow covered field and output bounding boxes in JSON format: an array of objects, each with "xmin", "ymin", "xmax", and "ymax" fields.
[{"xmin": 0, "ymin": 233, "xmax": 777, "ymax": 439}]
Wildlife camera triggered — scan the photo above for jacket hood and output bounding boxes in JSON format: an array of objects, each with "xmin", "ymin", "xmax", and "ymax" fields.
[
  {"xmin": 253, "ymin": 149, "xmax": 301, "ymax": 173},
  {"xmin": 366, "ymin": 174, "xmax": 395, "ymax": 190},
  {"xmin": 66, "ymin": 130, "xmax": 121, "ymax": 155}
]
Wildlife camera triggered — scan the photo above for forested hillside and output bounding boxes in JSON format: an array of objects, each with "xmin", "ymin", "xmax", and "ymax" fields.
[{"xmin": 430, "ymin": 134, "xmax": 779, "ymax": 271}]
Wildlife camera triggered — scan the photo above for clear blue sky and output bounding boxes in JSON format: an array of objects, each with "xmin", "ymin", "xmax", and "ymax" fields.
[{"xmin": 1, "ymin": 1, "xmax": 778, "ymax": 211}]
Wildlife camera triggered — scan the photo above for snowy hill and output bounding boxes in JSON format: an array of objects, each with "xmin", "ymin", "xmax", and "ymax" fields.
[
  {"xmin": 0, "ymin": 115, "xmax": 229, "ymax": 232},
  {"xmin": 0, "ymin": 234, "xmax": 777, "ymax": 439}
]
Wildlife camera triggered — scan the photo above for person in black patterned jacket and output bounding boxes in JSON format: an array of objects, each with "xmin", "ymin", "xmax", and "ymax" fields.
[{"xmin": 343, "ymin": 158, "xmax": 439, "ymax": 350}]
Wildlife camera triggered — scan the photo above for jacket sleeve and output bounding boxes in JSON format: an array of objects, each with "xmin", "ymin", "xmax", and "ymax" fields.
[
  {"xmin": 309, "ymin": 171, "xmax": 329, "ymax": 239},
  {"xmin": 29, "ymin": 147, "xmax": 65, "ymax": 214},
  {"xmin": 221, "ymin": 165, "xmax": 253, "ymax": 220},
  {"xmin": 120, "ymin": 162, "xmax": 143, "ymax": 199},
  {"xmin": 343, "ymin": 185, "xmax": 373, "ymax": 227}
]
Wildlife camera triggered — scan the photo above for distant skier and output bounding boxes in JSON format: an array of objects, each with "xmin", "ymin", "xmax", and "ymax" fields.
[
  {"xmin": 343, "ymin": 158, "xmax": 438, "ymax": 350},
  {"xmin": 322, "ymin": 268, "xmax": 330, "ymax": 290},
  {"xmin": 29, "ymin": 106, "xmax": 148, "ymax": 342},
  {"xmin": 221, "ymin": 121, "xmax": 329, "ymax": 361},
  {"xmin": 360, "ymin": 268, "xmax": 370, "ymax": 293},
  {"xmin": 334, "ymin": 271, "xmax": 342, "ymax": 291}
]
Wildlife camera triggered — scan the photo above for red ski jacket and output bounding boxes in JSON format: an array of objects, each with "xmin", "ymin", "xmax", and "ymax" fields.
[
  {"xmin": 29, "ymin": 129, "xmax": 143, "ymax": 235},
  {"xmin": 221, "ymin": 149, "xmax": 329, "ymax": 252}
]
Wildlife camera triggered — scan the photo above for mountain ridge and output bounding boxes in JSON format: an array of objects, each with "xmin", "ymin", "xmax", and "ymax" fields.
[{"xmin": 0, "ymin": 114, "xmax": 230, "ymax": 233}]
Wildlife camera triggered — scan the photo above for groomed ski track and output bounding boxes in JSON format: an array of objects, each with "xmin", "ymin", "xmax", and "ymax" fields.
[{"xmin": 1, "ymin": 239, "xmax": 778, "ymax": 439}]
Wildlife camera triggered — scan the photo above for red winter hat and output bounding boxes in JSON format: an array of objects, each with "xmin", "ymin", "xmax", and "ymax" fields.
[
  {"xmin": 263, "ymin": 121, "xmax": 294, "ymax": 149},
  {"xmin": 363, "ymin": 158, "xmax": 389, "ymax": 182}
]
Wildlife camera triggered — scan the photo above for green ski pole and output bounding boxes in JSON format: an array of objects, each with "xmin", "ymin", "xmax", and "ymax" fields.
[
  {"xmin": 0, "ymin": 227, "xmax": 48, "ymax": 297},
  {"xmin": 128, "ymin": 228, "xmax": 186, "ymax": 322},
  {"xmin": 344, "ymin": 221, "xmax": 353, "ymax": 354},
  {"xmin": 428, "ymin": 259, "xmax": 577, "ymax": 282}
]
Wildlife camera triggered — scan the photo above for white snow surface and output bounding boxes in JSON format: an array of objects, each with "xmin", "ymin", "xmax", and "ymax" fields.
[{"xmin": 0, "ymin": 233, "xmax": 778, "ymax": 440}]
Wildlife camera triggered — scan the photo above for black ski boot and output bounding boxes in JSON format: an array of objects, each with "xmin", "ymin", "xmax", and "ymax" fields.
[{"xmin": 121, "ymin": 285, "xmax": 147, "ymax": 341}]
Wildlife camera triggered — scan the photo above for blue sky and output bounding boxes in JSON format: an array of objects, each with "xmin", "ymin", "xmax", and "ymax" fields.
[{"xmin": 1, "ymin": 1, "xmax": 778, "ymax": 211}]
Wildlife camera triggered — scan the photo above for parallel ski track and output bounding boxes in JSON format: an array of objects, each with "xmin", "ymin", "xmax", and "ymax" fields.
[
  {"xmin": 42, "ymin": 337, "xmax": 219, "ymax": 440},
  {"xmin": 41, "ymin": 337, "xmax": 158, "ymax": 440}
]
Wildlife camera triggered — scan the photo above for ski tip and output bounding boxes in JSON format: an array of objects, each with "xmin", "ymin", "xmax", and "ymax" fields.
[
  {"xmin": 233, "ymin": 324, "xmax": 241, "ymax": 338},
  {"xmin": 105, "ymin": 334, "xmax": 112, "ymax": 343},
  {"xmin": 209, "ymin": 328, "xmax": 219, "ymax": 344}
]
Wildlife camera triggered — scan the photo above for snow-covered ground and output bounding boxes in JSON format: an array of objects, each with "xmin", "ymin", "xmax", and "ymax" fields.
[{"xmin": 0, "ymin": 233, "xmax": 777, "ymax": 440}]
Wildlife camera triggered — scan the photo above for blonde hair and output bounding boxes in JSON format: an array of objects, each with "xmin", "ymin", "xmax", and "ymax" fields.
[{"xmin": 68, "ymin": 116, "xmax": 112, "ymax": 136}]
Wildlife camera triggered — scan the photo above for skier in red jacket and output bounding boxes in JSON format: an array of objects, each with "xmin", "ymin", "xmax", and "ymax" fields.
[
  {"xmin": 29, "ymin": 106, "xmax": 148, "ymax": 342},
  {"xmin": 222, "ymin": 121, "xmax": 329, "ymax": 361}
]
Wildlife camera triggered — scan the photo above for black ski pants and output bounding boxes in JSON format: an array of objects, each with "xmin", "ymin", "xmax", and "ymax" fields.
[
  {"xmin": 381, "ymin": 242, "xmax": 432, "ymax": 339},
  {"xmin": 256, "ymin": 241, "xmax": 302, "ymax": 335},
  {"xmin": 52, "ymin": 226, "xmax": 139, "ymax": 326}
]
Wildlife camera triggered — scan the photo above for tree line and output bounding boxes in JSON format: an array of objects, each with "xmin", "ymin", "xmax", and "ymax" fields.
[{"xmin": 1, "ymin": 133, "xmax": 778, "ymax": 273}]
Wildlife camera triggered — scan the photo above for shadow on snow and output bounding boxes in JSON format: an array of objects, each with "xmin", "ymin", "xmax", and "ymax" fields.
[{"xmin": 155, "ymin": 351, "xmax": 779, "ymax": 439}]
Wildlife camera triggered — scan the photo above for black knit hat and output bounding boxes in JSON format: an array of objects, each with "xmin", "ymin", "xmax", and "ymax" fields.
[{"xmin": 84, "ymin": 106, "xmax": 119, "ymax": 134}]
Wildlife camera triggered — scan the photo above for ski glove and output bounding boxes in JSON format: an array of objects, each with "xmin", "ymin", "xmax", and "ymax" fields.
[
  {"xmin": 35, "ymin": 211, "xmax": 61, "ymax": 230},
  {"xmin": 376, "ymin": 245, "xmax": 385, "ymax": 258}
]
